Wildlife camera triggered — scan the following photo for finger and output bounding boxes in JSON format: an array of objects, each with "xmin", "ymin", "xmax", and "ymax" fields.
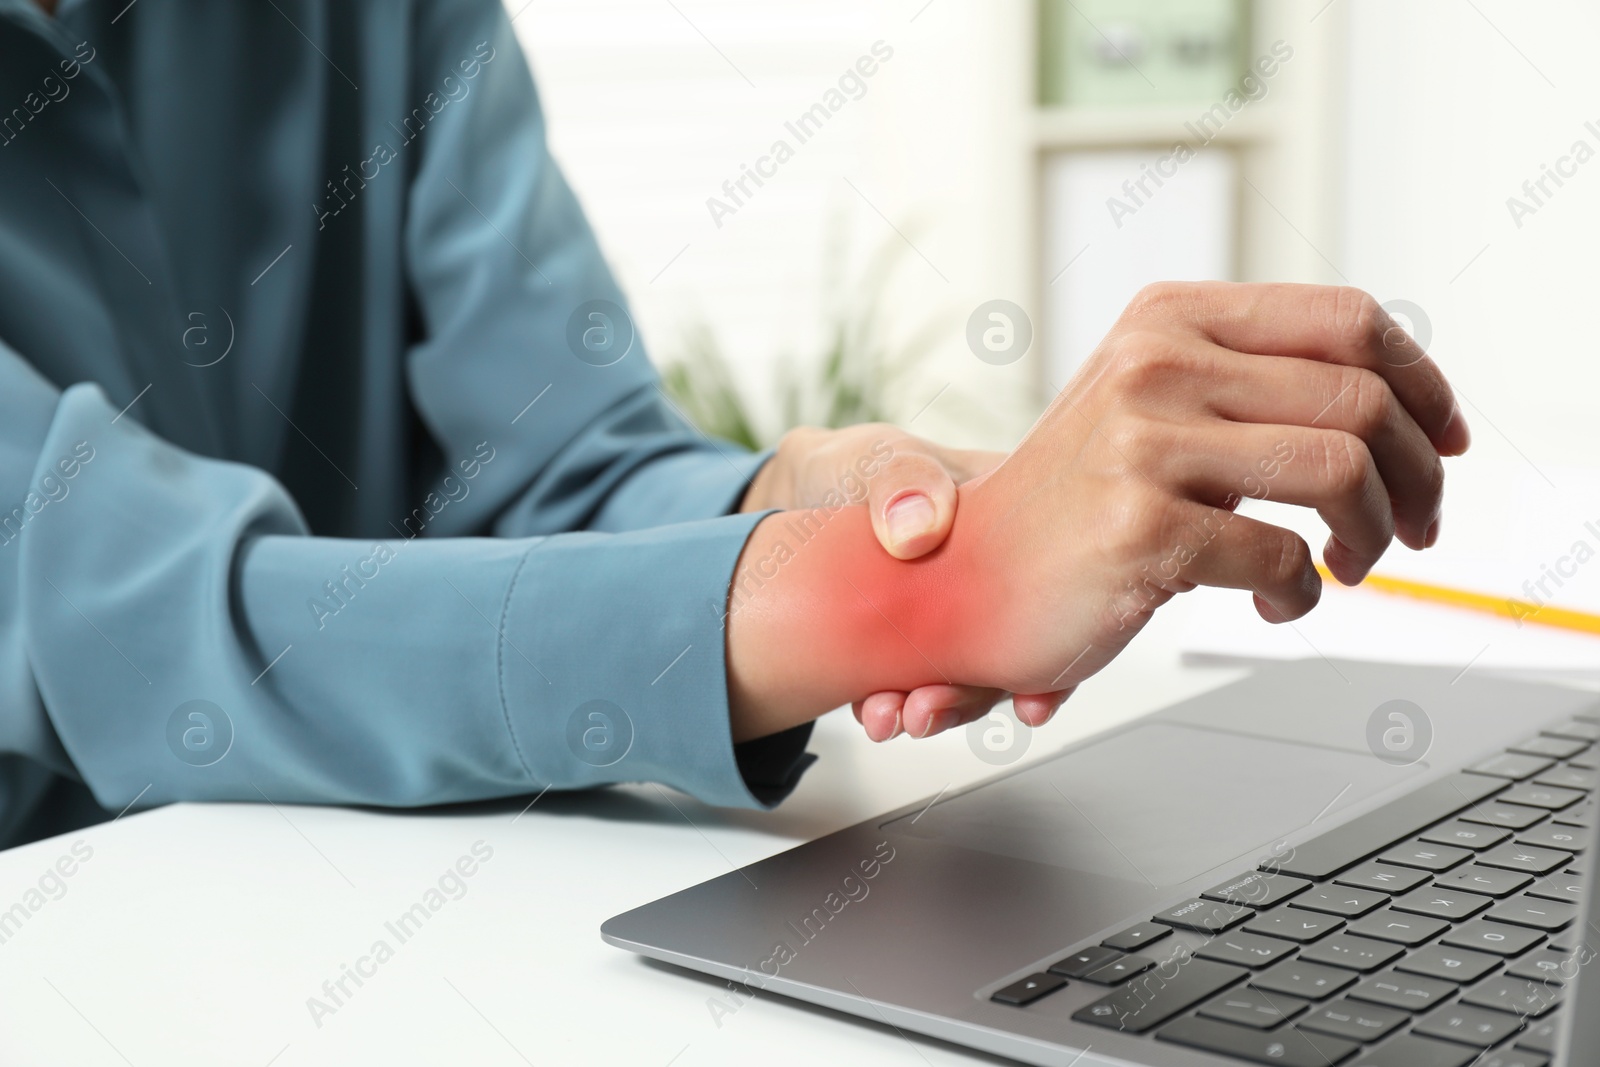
[
  {"xmin": 1134, "ymin": 282, "xmax": 1470, "ymax": 456},
  {"xmin": 932, "ymin": 447, "xmax": 1006, "ymax": 484},
  {"xmin": 866, "ymin": 450, "xmax": 959, "ymax": 560},
  {"xmin": 901, "ymin": 685, "xmax": 1005, "ymax": 739},
  {"xmin": 1169, "ymin": 504, "xmax": 1323, "ymax": 622},
  {"xmin": 1170, "ymin": 423, "xmax": 1395, "ymax": 585},
  {"xmin": 1197, "ymin": 348, "xmax": 1444, "ymax": 552},
  {"xmin": 1012, "ymin": 688, "xmax": 1075, "ymax": 727},
  {"xmin": 856, "ymin": 691, "xmax": 906, "ymax": 742}
]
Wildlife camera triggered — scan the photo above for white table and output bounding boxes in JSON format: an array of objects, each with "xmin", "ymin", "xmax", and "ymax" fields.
[{"xmin": 0, "ymin": 605, "xmax": 1244, "ymax": 1067}]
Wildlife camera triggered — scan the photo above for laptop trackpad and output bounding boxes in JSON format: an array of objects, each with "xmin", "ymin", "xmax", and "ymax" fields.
[{"xmin": 885, "ymin": 723, "xmax": 1421, "ymax": 888}]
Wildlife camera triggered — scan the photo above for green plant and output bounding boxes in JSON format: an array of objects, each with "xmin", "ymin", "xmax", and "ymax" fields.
[{"xmin": 660, "ymin": 228, "xmax": 947, "ymax": 450}]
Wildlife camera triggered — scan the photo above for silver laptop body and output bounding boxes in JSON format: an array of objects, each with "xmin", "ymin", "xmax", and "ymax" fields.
[{"xmin": 605, "ymin": 659, "xmax": 1600, "ymax": 1066}]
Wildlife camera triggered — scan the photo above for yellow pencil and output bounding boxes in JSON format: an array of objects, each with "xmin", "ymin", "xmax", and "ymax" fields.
[{"xmin": 1315, "ymin": 563, "xmax": 1600, "ymax": 637}]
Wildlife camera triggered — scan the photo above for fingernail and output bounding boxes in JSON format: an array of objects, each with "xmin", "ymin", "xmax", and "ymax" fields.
[
  {"xmin": 885, "ymin": 493, "xmax": 936, "ymax": 548},
  {"xmin": 1425, "ymin": 516, "xmax": 1441, "ymax": 548}
]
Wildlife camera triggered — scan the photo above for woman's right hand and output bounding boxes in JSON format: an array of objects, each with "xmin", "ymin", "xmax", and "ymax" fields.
[{"xmin": 920, "ymin": 281, "xmax": 1469, "ymax": 736}]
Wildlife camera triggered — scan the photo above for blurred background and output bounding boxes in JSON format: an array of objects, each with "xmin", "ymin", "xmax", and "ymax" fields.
[{"xmin": 511, "ymin": 0, "xmax": 1600, "ymax": 474}]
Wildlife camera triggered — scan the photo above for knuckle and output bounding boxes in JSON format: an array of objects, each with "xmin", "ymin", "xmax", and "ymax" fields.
[
  {"xmin": 1125, "ymin": 281, "xmax": 1188, "ymax": 320},
  {"xmin": 857, "ymin": 422, "xmax": 902, "ymax": 448},
  {"xmin": 1422, "ymin": 454, "xmax": 1446, "ymax": 504},
  {"xmin": 1266, "ymin": 531, "xmax": 1313, "ymax": 589},
  {"xmin": 1100, "ymin": 425, "xmax": 1139, "ymax": 468},
  {"xmin": 1319, "ymin": 431, "xmax": 1374, "ymax": 498},
  {"xmin": 1098, "ymin": 490, "xmax": 1168, "ymax": 560},
  {"xmin": 1330, "ymin": 286, "xmax": 1385, "ymax": 354},
  {"xmin": 1105, "ymin": 330, "xmax": 1189, "ymax": 394},
  {"xmin": 1344, "ymin": 367, "xmax": 1393, "ymax": 438},
  {"xmin": 1101, "ymin": 413, "xmax": 1164, "ymax": 472}
]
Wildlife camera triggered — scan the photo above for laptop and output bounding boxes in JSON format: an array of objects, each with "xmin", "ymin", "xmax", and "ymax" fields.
[{"xmin": 603, "ymin": 659, "xmax": 1600, "ymax": 1065}]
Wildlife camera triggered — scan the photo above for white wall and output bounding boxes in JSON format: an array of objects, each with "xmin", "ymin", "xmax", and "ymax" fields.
[
  {"xmin": 510, "ymin": 0, "xmax": 1036, "ymax": 450},
  {"xmin": 1340, "ymin": 0, "xmax": 1600, "ymax": 476}
]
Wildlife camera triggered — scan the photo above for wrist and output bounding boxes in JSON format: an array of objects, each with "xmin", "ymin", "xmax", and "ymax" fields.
[{"xmin": 725, "ymin": 503, "xmax": 969, "ymax": 740}]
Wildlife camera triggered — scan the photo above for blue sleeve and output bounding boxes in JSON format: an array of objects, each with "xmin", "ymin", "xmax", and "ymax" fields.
[
  {"xmin": 396, "ymin": 3, "xmax": 770, "ymax": 543},
  {"xmin": 3, "ymin": 0, "xmax": 814, "ymax": 840}
]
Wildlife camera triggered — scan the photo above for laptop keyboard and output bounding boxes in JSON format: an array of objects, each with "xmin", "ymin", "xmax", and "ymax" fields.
[{"xmin": 987, "ymin": 716, "xmax": 1600, "ymax": 1066}]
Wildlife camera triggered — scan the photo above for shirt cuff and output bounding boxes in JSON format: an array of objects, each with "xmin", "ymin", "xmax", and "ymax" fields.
[
  {"xmin": 497, "ymin": 508, "xmax": 813, "ymax": 809},
  {"xmin": 593, "ymin": 443, "xmax": 775, "ymax": 530}
]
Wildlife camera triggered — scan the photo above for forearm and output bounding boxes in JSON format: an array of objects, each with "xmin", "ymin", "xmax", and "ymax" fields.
[
  {"xmin": 7, "ymin": 373, "xmax": 801, "ymax": 814},
  {"xmin": 726, "ymin": 505, "xmax": 969, "ymax": 740}
]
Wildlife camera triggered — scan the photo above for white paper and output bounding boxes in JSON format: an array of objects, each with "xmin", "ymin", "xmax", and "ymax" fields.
[{"xmin": 1180, "ymin": 462, "xmax": 1600, "ymax": 676}]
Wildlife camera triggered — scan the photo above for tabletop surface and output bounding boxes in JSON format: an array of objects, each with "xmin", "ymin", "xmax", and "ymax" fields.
[{"xmin": 0, "ymin": 601, "xmax": 1274, "ymax": 1067}]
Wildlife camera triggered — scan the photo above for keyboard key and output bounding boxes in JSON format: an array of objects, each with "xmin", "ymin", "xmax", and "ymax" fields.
[
  {"xmin": 991, "ymin": 972, "xmax": 1065, "ymax": 1005},
  {"xmin": 1526, "ymin": 875, "xmax": 1584, "ymax": 905},
  {"xmin": 1532, "ymin": 766, "xmax": 1595, "ymax": 792},
  {"xmin": 1299, "ymin": 933, "xmax": 1405, "ymax": 972},
  {"xmin": 1460, "ymin": 975, "xmax": 1562, "ymax": 1017},
  {"xmin": 1101, "ymin": 921, "xmax": 1170, "ymax": 953},
  {"xmin": 1152, "ymin": 898, "xmax": 1254, "ymax": 933},
  {"xmin": 1195, "ymin": 931, "xmax": 1296, "ymax": 969},
  {"xmin": 1516, "ymin": 824, "xmax": 1587, "ymax": 852},
  {"xmin": 1469, "ymin": 752, "xmax": 1556, "ymax": 780},
  {"xmin": 1516, "ymin": 1018, "xmax": 1560, "ymax": 1053},
  {"xmin": 1510, "ymin": 735, "xmax": 1590, "ymax": 760},
  {"xmin": 1298, "ymin": 997, "xmax": 1409, "ymax": 1042},
  {"xmin": 1391, "ymin": 885, "xmax": 1493, "ymax": 921},
  {"xmin": 1082, "ymin": 954, "xmax": 1155, "ymax": 985},
  {"xmin": 1486, "ymin": 896, "xmax": 1576, "ymax": 931},
  {"xmin": 1435, "ymin": 865, "xmax": 1534, "ymax": 898},
  {"xmin": 1497, "ymin": 784, "xmax": 1585, "ymax": 811},
  {"xmin": 1333, "ymin": 861, "xmax": 1430, "ymax": 894},
  {"xmin": 1156, "ymin": 1017, "xmax": 1357, "ymax": 1067},
  {"xmin": 1421, "ymin": 821, "xmax": 1511, "ymax": 850},
  {"xmin": 1396, "ymin": 944, "xmax": 1501, "ymax": 983},
  {"xmin": 1477, "ymin": 843, "xmax": 1572, "ymax": 875},
  {"xmin": 1202, "ymin": 870, "xmax": 1311, "ymax": 909},
  {"xmin": 1378, "ymin": 841, "xmax": 1472, "ymax": 872},
  {"xmin": 1508, "ymin": 947, "xmax": 1585, "ymax": 985},
  {"xmin": 1476, "ymin": 1053, "xmax": 1549, "ymax": 1067},
  {"xmin": 1252, "ymin": 958, "xmax": 1358, "ymax": 1000},
  {"xmin": 1349, "ymin": 1034, "xmax": 1479, "ymax": 1067},
  {"xmin": 1198, "ymin": 986, "xmax": 1310, "ymax": 1028},
  {"xmin": 1544, "ymin": 719, "xmax": 1600, "ymax": 742},
  {"xmin": 1290, "ymin": 885, "xmax": 1388, "ymax": 918},
  {"xmin": 1348, "ymin": 970, "xmax": 1455, "ymax": 1012},
  {"xmin": 1073, "ymin": 957, "xmax": 1246, "ymax": 1033},
  {"xmin": 1047, "ymin": 944, "xmax": 1121, "ymax": 979},
  {"xmin": 1413, "ymin": 1003, "xmax": 1522, "ymax": 1046},
  {"xmin": 1440, "ymin": 920, "xmax": 1543, "ymax": 956},
  {"xmin": 1270, "ymin": 772, "xmax": 1503, "ymax": 880},
  {"xmin": 1552, "ymin": 798, "xmax": 1594, "ymax": 828},
  {"xmin": 1245, "ymin": 906, "xmax": 1343, "ymax": 943},
  {"xmin": 1346, "ymin": 907, "xmax": 1449, "ymax": 945},
  {"xmin": 1460, "ymin": 803, "xmax": 1547, "ymax": 830}
]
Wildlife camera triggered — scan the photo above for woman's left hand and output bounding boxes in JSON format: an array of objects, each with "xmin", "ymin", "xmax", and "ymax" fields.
[{"xmin": 741, "ymin": 423, "xmax": 1020, "ymax": 742}]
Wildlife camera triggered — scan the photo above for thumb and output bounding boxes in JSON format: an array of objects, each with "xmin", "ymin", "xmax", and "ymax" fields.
[{"xmin": 867, "ymin": 452, "xmax": 958, "ymax": 560}]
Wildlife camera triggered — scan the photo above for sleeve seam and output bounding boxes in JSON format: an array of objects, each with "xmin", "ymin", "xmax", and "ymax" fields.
[{"xmin": 495, "ymin": 539, "xmax": 540, "ymax": 782}]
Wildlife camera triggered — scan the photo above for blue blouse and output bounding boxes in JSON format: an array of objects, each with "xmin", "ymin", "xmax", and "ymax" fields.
[{"xmin": 0, "ymin": 0, "xmax": 812, "ymax": 847}]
